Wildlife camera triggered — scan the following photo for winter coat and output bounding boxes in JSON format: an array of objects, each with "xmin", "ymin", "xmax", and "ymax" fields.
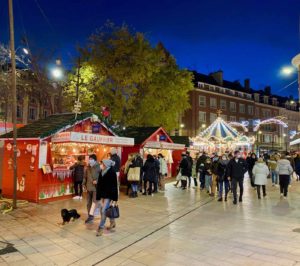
[
  {"xmin": 226, "ymin": 158, "xmax": 248, "ymax": 180},
  {"xmin": 294, "ymin": 157, "xmax": 300, "ymax": 173},
  {"xmin": 143, "ymin": 157, "xmax": 159, "ymax": 182},
  {"xmin": 111, "ymin": 153, "xmax": 121, "ymax": 172},
  {"xmin": 159, "ymin": 157, "xmax": 168, "ymax": 175},
  {"xmin": 268, "ymin": 159, "xmax": 277, "ymax": 171},
  {"xmin": 204, "ymin": 162, "xmax": 212, "ymax": 176},
  {"xmin": 217, "ymin": 160, "xmax": 229, "ymax": 181},
  {"xmin": 96, "ymin": 167, "xmax": 118, "ymax": 201},
  {"xmin": 196, "ymin": 154, "xmax": 207, "ymax": 172},
  {"xmin": 246, "ymin": 157, "xmax": 256, "ymax": 172},
  {"xmin": 70, "ymin": 161, "xmax": 85, "ymax": 182},
  {"xmin": 187, "ymin": 156, "xmax": 193, "ymax": 176},
  {"xmin": 276, "ymin": 159, "xmax": 293, "ymax": 176},
  {"xmin": 83, "ymin": 162, "xmax": 101, "ymax": 192},
  {"xmin": 180, "ymin": 157, "xmax": 190, "ymax": 177},
  {"xmin": 211, "ymin": 160, "xmax": 219, "ymax": 175},
  {"xmin": 252, "ymin": 162, "xmax": 269, "ymax": 185},
  {"xmin": 286, "ymin": 156, "xmax": 295, "ymax": 170}
]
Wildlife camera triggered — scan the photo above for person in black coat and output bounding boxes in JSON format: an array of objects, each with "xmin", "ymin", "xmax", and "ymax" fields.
[
  {"xmin": 246, "ymin": 153, "xmax": 257, "ymax": 188},
  {"xmin": 186, "ymin": 151, "xmax": 193, "ymax": 188},
  {"xmin": 196, "ymin": 152, "xmax": 207, "ymax": 189},
  {"xmin": 96, "ymin": 160, "xmax": 118, "ymax": 236},
  {"xmin": 217, "ymin": 155, "xmax": 229, "ymax": 202},
  {"xmin": 70, "ymin": 155, "xmax": 86, "ymax": 199},
  {"xmin": 142, "ymin": 154, "xmax": 159, "ymax": 195},
  {"xmin": 180, "ymin": 153, "xmax": 190, "ymax": 190},
  {"xmin": 226, "ymin": 150, "xmax": 248, "ymax": 205}
]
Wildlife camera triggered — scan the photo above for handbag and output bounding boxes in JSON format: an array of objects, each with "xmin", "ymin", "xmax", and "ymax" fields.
[
  {"xmin": 127, "ymin": 167, "xmax": 140, "ymax": 182},
  {"xmin": 105, "ymin": 203, "xmax": 120, "ymax": 219}
]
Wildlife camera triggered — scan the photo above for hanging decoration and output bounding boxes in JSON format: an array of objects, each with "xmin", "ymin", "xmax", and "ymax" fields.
[
  {"xmin": 253, "ymin": 117, "xmax": 288, "ymax": 132},
  {"xmin": 228, "ymin": 122, "xmax": 249, "ymax": 132}
]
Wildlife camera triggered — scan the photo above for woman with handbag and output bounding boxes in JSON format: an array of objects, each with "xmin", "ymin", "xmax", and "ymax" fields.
[
  {"xmin": 96, "ymin": 159, "xmax": 118, "ymax": 236},
  {"xmin": 126, "ymin": 154, "xmax": 141, "ymax": 198}
]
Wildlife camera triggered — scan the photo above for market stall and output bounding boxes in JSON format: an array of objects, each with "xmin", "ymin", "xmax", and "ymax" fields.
[
  {"xmin": 0, "ymin": 112, "xmax": 134, "ymax": 203},
  {"xmin": 191, "ymin": 115, "xmax": 255, "ymax": 154},
  {"xmin": 121, "ymin": 127, "xmax": 186, "ymax": 179}
]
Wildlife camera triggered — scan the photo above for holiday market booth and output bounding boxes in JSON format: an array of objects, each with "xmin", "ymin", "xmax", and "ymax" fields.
[
  {"xmin": 121, "ymin": 127, "xmax": 186, "ymax": 179},
  {"xmin": 0, "ymin": 112, "xmax": 134, "ymax": 203},
  {"xmin": 191, "ymin": 116, "xmax": 255, "ymax": 154}
]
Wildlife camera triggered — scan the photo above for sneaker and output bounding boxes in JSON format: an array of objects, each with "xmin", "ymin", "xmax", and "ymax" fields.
[
  {"xmin": 283, "ymin": 196, "xmax": 287, "ymax": 200},
  {"xmin": 73, "ymin": 196, "xmax": 80, "ymax": 199},
  {"xmin": 96, "ymin": 228, "xmax": 103, "ymax": 237},
  {"xmin": 217, "ymin": 198, "xmax": 222, "ymax": 202},
  {"xmin": 108, "ymin": 221, "xmax": 116, "ymax": 230},
  {"xmin": 233, "ymin": 200, "xmax": 237, "ymax": 205},
  {"xmin": 142, "ymin": 192, "xmax": 147, "ymax": 196},
  {"xmin": 79, "ymin": 196, "xmax": 83, "ymax": 200},
  {"xmin": 280, "ymin": 193, "xmax": 283, "ymax": 198},
  {"xmin": 85, "ymin": 215, "xmax": 94, "ymax": 224},
  {"xmin": 239, "ymin": 198, "xmax": 242, "ymax": 202},
  {"xmin": 224, "ymin": 197, "xmax": 227, "ymax": 202}
]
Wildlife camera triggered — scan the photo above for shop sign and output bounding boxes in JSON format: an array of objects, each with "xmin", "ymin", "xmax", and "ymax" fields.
[
  {"xmin": 52, "ymin": 132, "xmax": 134, "ymax": 146},
  {"xmin": 144, "ymin": 141, "xmax": 185, "ymax": 150}
]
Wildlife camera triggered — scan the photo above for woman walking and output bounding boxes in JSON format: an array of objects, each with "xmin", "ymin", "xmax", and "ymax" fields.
[
  {"xmin": 142, "ymin": 154, "xmax": 159, "ymax": 195},
  {"xmin": 276, "ymin": 155, "xmax": 293, "ymax": 199},
  {"xmin": 96, "ymin": 160, "xmax": 118, "ymax": 236},
  {"xmin": 204, "ymin": 157, "xmax": 213, "ymax": 196},
  {"xmin": 252, "ymin": 157, "xmax": 269, "ymax": 199},
  {"xmin": 246, "ymin": 153, "xmax": 257, "ymax": 188},
  {"xmin": 217, "ymin": 154, "xmax": 229, "ymax": 201}
]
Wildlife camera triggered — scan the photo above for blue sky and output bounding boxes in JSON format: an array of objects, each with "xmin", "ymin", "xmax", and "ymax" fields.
[{"xmin": 1, "ymin": 0, "xmax": 300, "ymax": 97}]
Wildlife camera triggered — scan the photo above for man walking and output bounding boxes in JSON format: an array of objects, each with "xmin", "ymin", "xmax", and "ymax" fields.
[
  {"xmin": 196, "ymin": 152, "xmax": 207, "ymax": 190},
  {"xmin": 226, "ymin": 150, "xmax": 247, "ymax": 205}
]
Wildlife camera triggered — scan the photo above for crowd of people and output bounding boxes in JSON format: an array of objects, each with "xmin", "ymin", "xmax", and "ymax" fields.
[
  {"xmin": 174, "ymin": 150, "xmax": 298, "ymax": 204},
  {"xmin": 69, "ymin": 147, "xmax": 300, "ymax": 236}
]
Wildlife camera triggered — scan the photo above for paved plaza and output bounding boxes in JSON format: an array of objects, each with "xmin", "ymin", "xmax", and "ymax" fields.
[{"xmin": 1, "ymin": 180, "xmax": 300, "ymax": 266}]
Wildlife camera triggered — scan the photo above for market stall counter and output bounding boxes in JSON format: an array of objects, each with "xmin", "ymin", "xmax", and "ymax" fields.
[{"xmin": 0, "ymin": 112, "xmax": 134, "ymax": 203}]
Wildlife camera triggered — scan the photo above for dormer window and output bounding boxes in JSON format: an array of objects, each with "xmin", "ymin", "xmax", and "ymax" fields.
[
  {"xmin": 238, "ymin": 92, "xmax": 244, "ymax": 98},
  {"xmin": 254, "ymin": 94, "xmax": 260, "ymax": 102},
  {"xmin": 264, "ymin": 96, "xmax": 269, "ymax": 104},
  {"xmin": 198, "ymin": 82, "xmax": 204, "ymax": 89},
  {"xmin": 272, "ymin": 98, "xmax": 277, "ymax": 106},
  {"xmin": 209, "ymin": 85, "xmax": 215, "ymax": 91}
]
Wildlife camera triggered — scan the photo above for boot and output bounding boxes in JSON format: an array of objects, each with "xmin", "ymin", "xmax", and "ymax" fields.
[
  {"xmin": 218, "ymin": 197, "xmax": 222, "ymax": 202},
  {"xmin": 96, "ymin": 227, "xmax": 103, "ymax": 237},
  {"xmin": 134, "ymin": 192, "xmax": 138, "ymax": 198},
  {"xmin": 85, "ymin": 215, "xmax": 94, "ymax": 224},
  {"xmin": 224, "ymin": 196, "xmax": 227, "ymax": 202}
]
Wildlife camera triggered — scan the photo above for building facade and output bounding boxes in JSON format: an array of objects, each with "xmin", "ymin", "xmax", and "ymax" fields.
[{"xmin": 182, "ymin": 70, "xmax": 298, "ymax": 152}]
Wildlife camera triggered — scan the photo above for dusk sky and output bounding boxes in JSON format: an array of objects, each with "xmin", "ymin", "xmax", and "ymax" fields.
[{"xmin": 1, "ymin": 0, "xmax": 300, "ymax": 97}]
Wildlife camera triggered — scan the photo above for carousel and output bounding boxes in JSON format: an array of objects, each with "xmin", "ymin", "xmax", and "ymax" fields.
[{"xmin": 191, "ymin": 112, "xmax": 255, "ymax": 154}]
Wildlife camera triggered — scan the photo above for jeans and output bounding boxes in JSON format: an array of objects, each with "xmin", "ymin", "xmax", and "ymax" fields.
[
  {"xmin": 131, "ymin": 183, "xmax": 138, "ymax": 192},
  {"xmin": 74, "ymin": 181, "xmax": 83, "ymax": 196},
  {"xmin": 271, "ymin": 170, "xmax": 278, "ymax": 184},
  {"xmin": 205, "ymin": 175, "xmax": 212, "ymax": 191},
  {"xmin": 99, "ymin": 198, "xmax": 114, "ymax": 229},
  {"xmin": 279, "ymin": 175, "xmax": 289, "ymax": 197},
  {"xmin": 219, "ymin": 180, "xmax": 229, "ymax": 198},
  {"xmin": 232, "ymin": 178, "xmax": 244, "ymax": 201}
]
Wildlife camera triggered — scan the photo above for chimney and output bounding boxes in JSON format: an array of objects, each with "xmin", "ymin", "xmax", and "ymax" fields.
[
  {"xmin": 210, "ymin": 70, "xmax": 223, "ymax": 86},
  {"xmin": 244, "ymin": 79, "xmax": 250, "ymax": 91},
  {"xmin": 264, "ymin": 86, "xmax": 271, "ymax": 95}
]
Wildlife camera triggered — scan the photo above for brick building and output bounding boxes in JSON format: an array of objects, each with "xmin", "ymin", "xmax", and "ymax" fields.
[{"xmin": 182, "ymin": 70, "xmax": 298, "ymax": 152}]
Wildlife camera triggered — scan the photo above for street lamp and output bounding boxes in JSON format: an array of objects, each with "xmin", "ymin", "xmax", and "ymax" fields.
[
  {"xmin": 281, "ymin": 66, "xmax": 295, "ymax": 76},
  {"xmin": 51, "ymin": 67, "xmax": 63, "ymax": 80},
  {"xmin": 201, "ymin": 124, "xmax": 206, "ymax": 129},
  {"xmin": 180, "ymin": 123, "xmax": 185, "ymax": 128}
]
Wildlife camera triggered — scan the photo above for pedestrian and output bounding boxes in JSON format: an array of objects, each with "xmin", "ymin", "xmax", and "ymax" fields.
[
  {"xmin": 246, "ymin": 153, "xmax": 257, "ymax": 188},
  {"xmin": 124, "ymin": 154, "xmax": 134, "ymax": 197},
  {"xmin": 142, "ymin": 154, "xmax": 159, "ymax": 195},
  {"xmin": 294, "ymin": 153, "xmax": 300, "ymax": 181},
  {"xmin": 211, "ymin": 154, "xmax": 220, "ymax": 197},
  {"xmin": 179, "ymin": 153, "xmax": 190, "ymax": 190},
  {"xmin": 196, "ymin": 152, "xmax": 207, "ymax": 190},
  {"xmin": 252, "ymin": 157, "xmax": 269, "ymax": 199},
  {"xmin": 276, "ymin": 155, "xmax": 293, "ymax": 199},
  {"xmin": 204, "ymin": 157, "xmax": 213, "ymax": 195},
  {"xmin": 226, "ymin": 150, "xmax": 248, "ymax": 205},
  {"xmin": 110, "ymin": 148, "xmax": 121, "ymax": 184},
  {"xmin": 268, "ymin": 155, "xmax": 279, "ymax": 186},
  {"xmin": 153, "ymin": 155, "xmax": 160, "ymax": 193},
  {"xmin": 186, "ymin": 151, "xmax": 193, "ymax": 188},
  {"xmin": 158, "ymin": 153, "xmax": 168, "ymax": 191},
  {"xmin": 70, "ymin": 155, "xmax": 86, "ymax": 200},
  {"xmin": 83, "ymin": 154, "xmax": 101, "ymax": 224},
  {"xmin": 96, "ymin": 160, "xmax": 118, "ymax": 236},
  {"xmin": 217, "ymin": 154, "xmax": 229, "ymax": 202},
  {"xmin": 192, "ymin": 156, "xmax": 198, "ymax": 188}
]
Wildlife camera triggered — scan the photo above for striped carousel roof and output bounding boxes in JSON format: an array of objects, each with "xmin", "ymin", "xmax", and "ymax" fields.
[{"xmin": 200, "ymin": 117, "xmax": 239, "ymax": 141}]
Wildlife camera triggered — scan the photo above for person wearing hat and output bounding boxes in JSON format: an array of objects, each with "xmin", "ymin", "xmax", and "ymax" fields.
[
  {"xmin": 96, "ymin": 159, "xmax": 118, "ymax": 236},
  {"xmin": 252, "ymin": 157, "xmax": 269, "ymax": 199}
]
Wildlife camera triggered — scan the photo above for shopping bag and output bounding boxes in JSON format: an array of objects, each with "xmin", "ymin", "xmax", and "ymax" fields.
[
  {"xmin": 105, "ymin": 204, "xmax": 120, "ymax": 219},
  {"xmin": 127, "ymin": 167, "xmax": 140, "ymax": 181},
  {"xmin": 176, "ymin": 172, "xmax": 182, "ymax": 181}
]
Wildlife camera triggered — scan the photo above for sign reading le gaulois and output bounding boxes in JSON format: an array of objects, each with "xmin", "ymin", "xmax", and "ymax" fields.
[{"xmin": 52, "ymin": 132, "xmax": 134, "ymax": 146}]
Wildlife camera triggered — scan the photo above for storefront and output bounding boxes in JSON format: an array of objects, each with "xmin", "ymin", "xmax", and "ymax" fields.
[
  {"xmin": 0, "ymin": 112, "xmax": 134, "ymax": 203},
  {"xmin": 121, "ymin": 127, "xmax": 185, "ymax": 180}
]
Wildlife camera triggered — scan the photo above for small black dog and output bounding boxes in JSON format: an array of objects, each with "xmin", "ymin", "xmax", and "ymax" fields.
[{"xmin": 61, "ymin": 209, "xmax": 80, "ymax": 225}]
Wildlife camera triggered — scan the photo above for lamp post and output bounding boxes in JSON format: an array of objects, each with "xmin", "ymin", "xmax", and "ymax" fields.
[
  {"xmin": 283, "ymin": 133, "xmax": 287, "ymax": 152},
  {"xmin": 291, "ymin": 54, "xmax": 300, "ymax": 131},
  {"xmin": 256, "ymin": 130, "xmax": 262, "ymax": 156}
]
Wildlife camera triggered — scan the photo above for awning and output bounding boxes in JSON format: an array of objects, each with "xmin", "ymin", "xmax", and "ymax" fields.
[
  {"xmin": 143, "ymin": 141, "xmax": 185, "ymax": 150},
  {"xmin": 51, "ymin": 132, "xmax": 134, "ymax": 146},
  {"xmin": 290, "ymin": 138, "xmax": 300, "ymax": 146}
]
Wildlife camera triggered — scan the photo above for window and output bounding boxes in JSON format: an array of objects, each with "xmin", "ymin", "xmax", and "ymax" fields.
[
  {"xmin": 248, "ymin": 105, "xmax": 254, "ymax": 115},
  {"xmin": 230, "ymin": 116, "xmax": 236, "ymax": 122},
  {"xmin": 199, "ymin": 111, "xmax": 206, "ymax": 122},
  {"xmin": 229, "ymin": 90, "xmax": 235, "ymax": 96},
  {"xmin": 255, "ymin": 108, "xmax": 259, "ymax": 117},
  {"xmin": 239, "ymin": 117, "xmax": 245, "ymax": 122},
  {"xmin": 246, "ymin": 94, "xmax": 252, "ymax": 100},
  {"xmin": 209, "ymin": 85, "xmax": 215, "ymax": 91},
  {"xmin": 29, "ymin": 108, "xmax": 36, "ymax": 120},
  {"xmin": 264, "ymin": 96, "xmax": 269, "ymax": 104},
  {"xmin": 230, "ymin": 102, "xmax": 236, "ymax": 112},
  {"xmin": 220, "ymin": 99, "xmax": 227, "ymax": 110},
  {"xmin": 238, "ymin": 92, "xmax": 244, "ymax": 98},
  {"xmin": 44, "ymin": 110, "xmax": 48, "ymax": 118},
  {"xmin": 17, "ymin": 106, "xmax": 22, "ymax": 118},
  {"xmin": 198, "ymin": 82, "xmax": 204, "ymax": 88},
  {"xmin": 210, "ymin": 98, "xmax": 217, "ymax": 109},
  {"xmin": 30, "ymin": 98, "xmax": 36, "ymax": 105},
  {"xmin": 210, "ymin": 113, "xmax": 217, "ymax": 123},
  {"xmin": 263, "ymin": 134, "xmax": 272, "ymax": 143},
  {"xmin": 274, "ymin": 135, "xmax": 278, "ymax": 143},
  {"xmin": 199, "ymin": 96, "xmax": 206, "ymax": 107},
  {"xmin": 254, "ymin": 94, "xmax": 260, "ymax": 102},
  {"xmin": 239, "ymin": 104, "xmax": 245, "ymax": 113},
  {"xmin": 262, "ymin": 109, "xmax": 271, "ymax": 118},
  {"xmin": 219, "ymin": 87, "xmax": 226, "ymax": 93}
]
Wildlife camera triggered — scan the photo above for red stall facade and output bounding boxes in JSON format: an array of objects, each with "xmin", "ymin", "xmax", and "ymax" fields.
[
  {"xmin": 121, "ymin": 127, "xmax": 186, "ymax": 180},
  {"xmin": 0, "ymin": 112, "xmax": 134, "ymax": 203}
]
